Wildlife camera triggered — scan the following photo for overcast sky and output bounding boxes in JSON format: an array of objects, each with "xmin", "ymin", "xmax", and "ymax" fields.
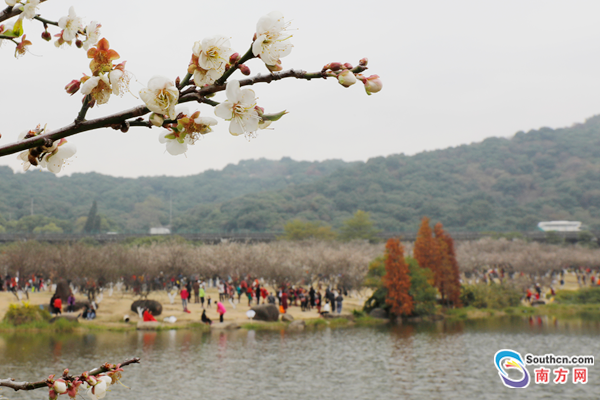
[{"xmin": 1, "ymin": 0, "xmax": 600, "ymax": 178}]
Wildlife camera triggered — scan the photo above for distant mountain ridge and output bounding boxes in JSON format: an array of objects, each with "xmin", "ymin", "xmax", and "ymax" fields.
[
  {"xmin": 0, "ymin": 158, "xmax": 355, "ymax": 232},
  {"xmin": 2, "ymin": 115, "xmax": 600, "ymax": 233},
  {"xmin": 174, "ymin": 115, "xmax": 600, "ymax": 232}
]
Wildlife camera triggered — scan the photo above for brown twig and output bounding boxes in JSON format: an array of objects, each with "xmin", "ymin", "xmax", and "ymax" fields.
[{"xmin": 0, "ymin": 357, "xmax": 140, "ymax": 392}]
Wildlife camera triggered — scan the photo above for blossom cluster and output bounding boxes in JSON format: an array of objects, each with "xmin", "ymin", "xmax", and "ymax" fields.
[
  {"xmin": 64, "ymin": 37, "xmax": 130, "ymax": 107},
  {"xmin": 16, "ymin": 125, "xmax": 76, "ymax": 174},
  {"xmin": 47, "ymin": 365, "xmax": 123, "ymax": 400},
  {"xmin": 0, "ymin": 4, "xmax": 101, "ymax": 57},
  {"xmin": 323, "ymin": 60, "xmax": 383, "ymax": 95},
  {"xmin": 7, "ymin": 6, "xmax": 382, "ymax": 167},
  {"xmin": 146, "ymin": 11, "xmax": 297, "ymax": 155}
]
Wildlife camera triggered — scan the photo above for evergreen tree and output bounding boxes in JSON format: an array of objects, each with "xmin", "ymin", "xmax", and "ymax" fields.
[
  {"xmin": 84, "ymin": 201, "xmax": 98, "ymax": 233},
  {"xmin": 280, "ymin": 219, "xmax": 337, "ymax": 240},
  {"xmin": 383, "ymin": 238, "xmax": 413, "ymax": 316},
  {"xmin": 338, "ymin": 210, "xmax": 380, "ymax": 242}
]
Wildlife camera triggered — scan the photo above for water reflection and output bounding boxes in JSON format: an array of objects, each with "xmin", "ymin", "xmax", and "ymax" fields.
[{"xmin": 0, "ymin": 317, "xmax": 598, "ymax": 400}]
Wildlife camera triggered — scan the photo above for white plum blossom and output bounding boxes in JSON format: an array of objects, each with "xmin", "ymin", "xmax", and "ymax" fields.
[
  {"xmin": 158, "ymin": 106, "xmax": 218, "ymax": 155},
  {"xmin": 58, "ymin": 6, "xmax": 83, "ymax": 42},
  {"xmin": 109, "ymin": 65, "xmax": 132, "ymax": 97},
  {"xmin": 191, "ymin": 35, "xmax": 232, "ymax": 86},
  {"xmin": 5, "ymin": 0, "xmax": 18, "ymax": 6},
  {"xmin": 40, "ymin": 140, "xmax": 77, "ymax": 174},
  {"xmin": 17, "ymin": 149, "xmax": 33, "ymax": 171},
  {"xmin": 86, "ymin": 375, "xmax": 111, "ymax": 400},
  {"xmin": 252, "ymin": 11, "xmax": 293, "ymax": 66},
  {"xmin": 158, "ymin": 130, "xmax": 193, "ymax": 156},
  {"xmin": 81, "ymin": 75, "xmax": 112, "ymax": 105},
  {"xmin": 337, "ymin": 70, "xmax": 357, "ymax": 87},
  {"xmin": 17, "ymin": 129, "xmax": 76, "ymax": 174},
  {"xmin": 53, "ymin": 380, "xmax": 68, "ymax": 394},
  {"xmin": 214, "ymin": 80, "xmax": 259, "ymax": 136},
  {"xmin": 21, "ymin": 0, "xmax": 40, "ymax": 20},
  {"xmin": 139, "ymin": 76, "xmax": 179, "ymax": 120},
  {"xmin": 82, "ymin": 21, "xmax": 101, "ymax": 50}
]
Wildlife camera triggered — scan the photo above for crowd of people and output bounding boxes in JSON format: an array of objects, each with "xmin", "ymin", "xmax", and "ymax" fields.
[{"xmin": 168, "ymin": 276, "xmax": 348, "ymax": 324}]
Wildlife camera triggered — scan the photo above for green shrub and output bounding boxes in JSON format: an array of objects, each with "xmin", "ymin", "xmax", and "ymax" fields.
[
  {"xmin": 405, "ymin": 257, "xmax": 437, "ymax": 316},
  {"xmin": 3, "ymin": 302, "xmax": 50, "ymax": 326},
  {"xmin": 364, "ymin": 256, "xmax": 437, "ymax": 316},
  {"xmin": 459, "ymin": 283, "xmax": 521, "ymax": 309},
  {"xmin": 555, "ymin": 287, "xmax": 600, "ymax": 304},
  {"xmin": 363, "ymin": 287, "xmax": 388, "ymax": 313},
  {"xmin": 364, "ymin": 256, "xmax": 385, "ymax": 288}
]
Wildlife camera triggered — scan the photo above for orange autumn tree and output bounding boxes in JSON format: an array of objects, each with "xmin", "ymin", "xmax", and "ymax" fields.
[
  {"xmin": 434, "ymin": 222, "xmax": 462, "ymax": 307},
  {"xmin": 413, "ymin": 217, "xmax": 441, "ymax": 287},
  {"xmin": 383, "ymin": 238, "xmax": 413, "ymax": 316}
]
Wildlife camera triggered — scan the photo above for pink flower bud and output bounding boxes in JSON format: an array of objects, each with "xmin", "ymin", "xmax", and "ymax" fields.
[
  {"xmin": 363, "ymin": 74, "xmax": 382, "ymax": 95},
  {"xmin": 41, "ymin": 31, "xmax": 51, "ymax": 41},
  {"xmin": 254, "ymin": 106, "xmax": 265, "ymax": 116},
  {"xmin": 65, "ymin": 79, "xmax": 81, "ymax": 96},
  {"xmin": 49, "ymin": 389, "xmax": 58, "ymax": 400},
  {"xmin": 238, "ymin": 64, "xmax": 251, "ymax": 75},
  {"xmin": 344, "ymin": 63, "xmax": 353, "ymax": 70},
  {"xmin": 326, "ymin": 62, "xmax": 342, "ymax": 71},
  {"xmin": 229, "ymin": 52, "xmax": 240, "ymax": 64},
  {"xmin": 359, "ymin": 58, "xmax": 368, "ymax": 66},
  {"xmin": 337, "ymin": 70, "xmax": 357, "ymax": 88},
  {"xmin": 75, "ymin": 39, "xmax": 83, "ymax": 48}
]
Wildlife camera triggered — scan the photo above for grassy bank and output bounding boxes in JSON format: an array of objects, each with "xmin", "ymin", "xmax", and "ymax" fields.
[{"xmin": 444, "ymin": 303, "xmax": 600, "ymax": 321}]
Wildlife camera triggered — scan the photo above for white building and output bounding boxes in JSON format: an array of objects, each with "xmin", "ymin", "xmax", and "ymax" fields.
[
  {"xmin": 537, "ymin": 221, "xmax": 582, "ymax": 232},
  {"xmin": 149, "ymin": 227, "xmax": 171, "ymax": 235}
]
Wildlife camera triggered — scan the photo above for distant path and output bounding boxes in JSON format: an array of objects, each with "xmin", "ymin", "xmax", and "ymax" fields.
[{"xmin": 0, "ymin": 231, "xmax": 595, "ymax": 244}]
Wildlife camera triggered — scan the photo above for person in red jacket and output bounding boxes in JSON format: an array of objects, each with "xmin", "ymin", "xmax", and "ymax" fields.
[
  {"xmin": 143, "ymin": 309, "xmax": 157, "ymax": 322},
  {"xmin": 180, "ymin": 287, "xmax": 190, "ymax": 313},
  {"xmin": 53, "ymin": 296, "xmax": 62, "ymax": 315}
]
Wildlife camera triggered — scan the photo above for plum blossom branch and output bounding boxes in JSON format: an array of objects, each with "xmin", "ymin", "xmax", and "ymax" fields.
[
  {"xmin": 214, "ymin": 45, "xmax": 255, "ymax": 86},
  {"xmin": 75, "ymin": 94, "xmax": 92, "ymax": 123},
  {"xmin": 178, "ymin": 72, "xmax": 192, "ymax": 90},
  {"xmin": 0, "ymin": 33, "xmax": 17, "ymax": 42},
  {"xmin": 33, "ymin": 14, "xmax": 58, "ymax": 27},
  {"xmin": 0, "ymin": 357, "xmax": 139, "ymax": 392},
  {"xmin": 0, "ymin": 0, "xmax": 49, "ymax": 23},
  {"xmin": 0, "ymin": 65, "xmax": 372, "ymax": 159}
]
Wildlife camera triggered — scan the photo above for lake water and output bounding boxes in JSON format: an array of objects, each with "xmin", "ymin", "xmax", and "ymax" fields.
[{"xmin": 0, "ymin": 316, "xmax": 598, "ymax": 399}]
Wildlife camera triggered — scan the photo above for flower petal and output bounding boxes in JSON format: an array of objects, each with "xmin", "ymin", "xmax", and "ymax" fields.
[
  {"xmin": 214, "ymin": 103, "xmax": 233, "ymax": 120},
  {"xmin": 225, "ymin": 80, "xmax": 241, "ymax": 102}
]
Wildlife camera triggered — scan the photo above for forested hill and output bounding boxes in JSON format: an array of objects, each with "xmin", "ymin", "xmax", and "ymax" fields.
[
  {"xmin": 174, "ymin": 115, "xmax": 600, "ymax": 232},
  {"xmin": 3, "ymin": 115, "xmax": 600, "ymax": 234},
  {"xmin": 0, "ymin": 158, "xmax": 355, "ymax": 233}
]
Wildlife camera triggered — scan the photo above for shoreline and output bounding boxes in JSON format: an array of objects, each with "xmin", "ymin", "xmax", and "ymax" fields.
[
  {"xmin": 2, "ymin": 288, "xmax": 599, "ymax": 334},
  {"xmin": 2, "ymin": 303, "xmax": 599, "ymax": 334}
]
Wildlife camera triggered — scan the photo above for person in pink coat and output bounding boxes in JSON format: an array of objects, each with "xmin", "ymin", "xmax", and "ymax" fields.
[{"xmin": 216, "ymin": 301, "xmax": 226, "ymax": 323}]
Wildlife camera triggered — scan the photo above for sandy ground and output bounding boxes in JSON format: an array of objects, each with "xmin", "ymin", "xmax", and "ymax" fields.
[
  {"xmin": 0, "ymin": 271, "xmax": 591, "ymax": 328},
  {"xmin": 0, "ymin": 286, "xmax": 370, "ymax": 328}
]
